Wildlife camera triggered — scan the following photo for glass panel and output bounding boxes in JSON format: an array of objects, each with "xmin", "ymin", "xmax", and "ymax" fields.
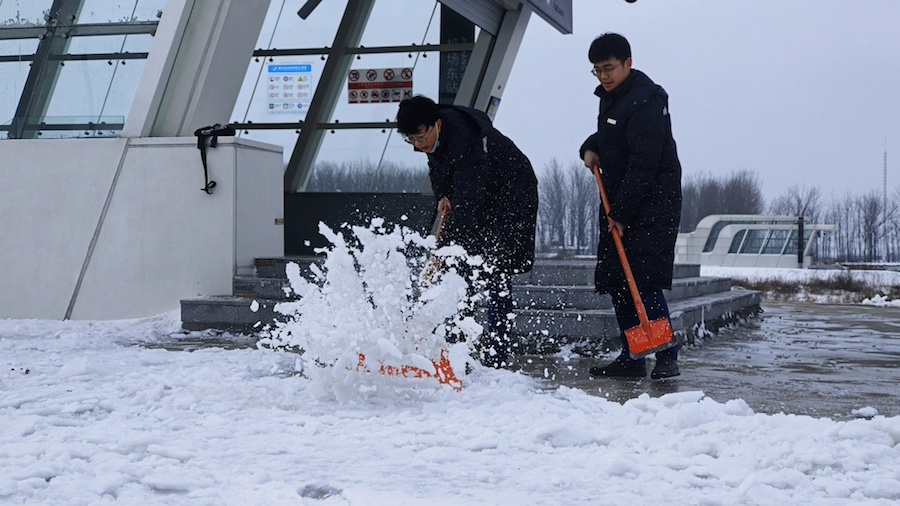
[
  {"xmin": 231, "ymin": 0, "xmax": 350, "ymax": 124},
  {"xmin": 0, "ymin": 2, "xmax": 54, "ymax": 25},
  {"xmin": 311, "ymin": 128, "xmax": 429, "ymax": 192},
  {"xmin": 43, "ymin": 57, "xmax": 146, "ymax": 134},
  {"xmin": 266, "ymin": 0, "xmax": 349, "ymax": 50},
  {"xmin": 783, "ymin": 230, "xmax": 798, "ymax": 255},
  {"xmin": 761, "ymin": 229, "xmax": 789, "ymax": 254},
  {"xmin": 0, "ymin": 61, "xmax": 31, "ymax": 135},
  {"xmin": 739, "ymin": 229, "xmax": 767, "ymax": 254},
  {"xmin": 727, "ymin": 230, "xmax": 746, "ymax": 254},
  {"xmin": 358, "ymin": 1, "xmax": 440, "ymax": 48},
  {"xmin": 77, "ymin": 0, "xmax": 166, "ymax": 24}
]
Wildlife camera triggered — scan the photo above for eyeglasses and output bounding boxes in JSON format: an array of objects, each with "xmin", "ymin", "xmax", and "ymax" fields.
[
  {"xmin": 403, "ymin": 125, "xmax": 433, "ymax": 144},
  {"xmin": 591, "ymin": 61, "xmax": 624, "ymax": 77}
]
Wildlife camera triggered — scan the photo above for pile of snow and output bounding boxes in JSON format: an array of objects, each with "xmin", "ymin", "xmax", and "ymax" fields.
[
  {"xmin": 2, "ymin": 223, "xmax": 899, "ymax": 503},
  {"xmin": 2, "ymin": 316, "xmax": 899, "ymax": 504},
  {"xmin": 258, "ymin": 220, "xmax": 486, "ymax": 401}
]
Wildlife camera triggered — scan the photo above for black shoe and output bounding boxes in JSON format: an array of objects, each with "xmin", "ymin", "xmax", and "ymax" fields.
[
  {"xmin": 589, "ymin": 353, "xmax": 647, "ymax": 378},
  {"xmin": 650, "ymin": 358, "xmax": 680, "ymax": 379}
]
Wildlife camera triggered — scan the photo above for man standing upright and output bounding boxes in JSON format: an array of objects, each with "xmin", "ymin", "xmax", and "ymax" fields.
[
  {"xmin": 397, "ymin": 95, "xmax": 538, "ymax": 369},
  {"xmin": 580, "ymin": 33, "xmax": 683, "ymax": 379}
]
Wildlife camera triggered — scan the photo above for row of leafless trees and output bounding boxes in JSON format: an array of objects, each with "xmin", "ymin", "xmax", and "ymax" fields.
[
  {"xmin": 307, "ymin": 159, "xmax": 900, "ymax": 262},
  {"xmin": 535, "ymin": 159, "xmax": 900, "ymax": 263},
  {"xmin": 769, "ymin": 185, "xmax": 900, "ymax": 262}
]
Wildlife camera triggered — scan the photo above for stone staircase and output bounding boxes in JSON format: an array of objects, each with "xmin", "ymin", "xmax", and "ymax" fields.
[{"xmin": 181, "ymin": 256, "xmax": 761, "ymax": 355}]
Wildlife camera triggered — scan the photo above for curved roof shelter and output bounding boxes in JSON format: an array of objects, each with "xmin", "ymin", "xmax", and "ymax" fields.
[{"xmin": 675, "ymin": 215, "xmax": 839, "ymax": 269}]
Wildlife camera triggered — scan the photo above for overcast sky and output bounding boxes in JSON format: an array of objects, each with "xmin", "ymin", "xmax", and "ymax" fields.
[{"xmin": 494, "ymin": 0, "xmax": 900, "ymax": 200}]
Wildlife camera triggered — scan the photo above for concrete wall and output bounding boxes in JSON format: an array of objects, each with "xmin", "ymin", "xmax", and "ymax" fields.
[{"xmin": 0, "ymin": 137, "xmax": 283, "ymax": 320}]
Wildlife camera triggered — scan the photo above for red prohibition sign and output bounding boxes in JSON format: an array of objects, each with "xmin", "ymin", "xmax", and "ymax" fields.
[
  {"xmin": 366, "ymin": 69, "xmax": 378, "ymax": 81},
  {"xmin": 400, "ymin": 68, "xmax": 412, "ymax": 80},
  {"xmin": 361, "ymin": 90, "xmax": 369, "ymax": 99},
  {"xmin": 349, "ymin": 90, "xmax": 357, "ymax": 99},
  {"xmin": 348, "ymin": 69, "xmax": 359, "ymax": 81},
  {"xmin": 383, "ymin": 69, "xmax": 395, "ymax": 80}
]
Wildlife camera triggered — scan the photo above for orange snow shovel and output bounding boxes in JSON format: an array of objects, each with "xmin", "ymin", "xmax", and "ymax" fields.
[
  {"xmin": 591, "ymin": 165, "xmax": 676, "ymax": 358},
  {"xmin": 356, "ymin": 213, "xmax": 462, "ymax": 390}
]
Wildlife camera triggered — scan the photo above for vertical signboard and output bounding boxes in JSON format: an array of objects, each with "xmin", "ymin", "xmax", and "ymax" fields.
[
  {"xmin": 267, "ymin": 63, "xmax": 313, "ymax": 115},
  {"xmin": 439, "ymin": 5, "xmax": 474, "ymax": 104}
]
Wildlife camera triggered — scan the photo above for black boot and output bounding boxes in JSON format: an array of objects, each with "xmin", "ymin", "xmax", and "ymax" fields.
[
  {"xmin": 650, "ymin": 354, "xmax": 680, "ymax": 379},
  {"xmin": 589, "ymin": 353, "xmax": 647, "ymax": 378}
]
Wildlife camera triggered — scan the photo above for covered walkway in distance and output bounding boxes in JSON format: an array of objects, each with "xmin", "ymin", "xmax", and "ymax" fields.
[{"xmin": 675, "ymin": 215, "xmax": 838, "ymax": 269}]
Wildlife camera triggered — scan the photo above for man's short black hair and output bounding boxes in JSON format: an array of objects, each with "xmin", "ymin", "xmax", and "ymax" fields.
[
  {"xmin": 397, "ymin": 95, "xmax": 441, "ymax": 135},
  {"xmin": 588, "ymin": 33, "xmax": 631, "ymax": 63}
]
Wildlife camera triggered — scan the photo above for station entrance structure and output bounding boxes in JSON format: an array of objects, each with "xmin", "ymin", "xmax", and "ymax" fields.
[
  {"xmin": 0, "ymin": 0, "xmax": 572, "ymax": 319},
  {"xmin": 675, "ymin": 215, "xmax": 839, "ymax": 269}
]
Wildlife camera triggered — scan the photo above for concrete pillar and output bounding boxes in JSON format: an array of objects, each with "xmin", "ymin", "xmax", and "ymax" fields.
[{"xmin": 123, "ymin": 0, "xmax": 271, "ymax": 137}]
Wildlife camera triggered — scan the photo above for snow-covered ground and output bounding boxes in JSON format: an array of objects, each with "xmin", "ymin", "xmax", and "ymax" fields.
[
  {"xmin": 701, "ymin": 265, "xmax": 900, "ymax": 307},
  {"xmin": 2, "ymin": 225, "xmax": 899, "ymax": 505}
]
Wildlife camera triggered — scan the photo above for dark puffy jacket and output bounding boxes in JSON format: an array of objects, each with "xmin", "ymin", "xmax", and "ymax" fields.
[
  {"xmin": 427, "ymin": 105, "xmax": 538, "ymax": 274},
  {"xmin": 579, "ymin": 69, "xmax": 682, "ymax": 293}
]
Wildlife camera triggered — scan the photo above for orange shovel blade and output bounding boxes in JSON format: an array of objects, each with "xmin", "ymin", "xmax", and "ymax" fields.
[
  {"xmin": 624, "ymin": 317, "xmax": 676, "ymax": 358},
  {"xmin": 357, "ymin": 350, "xmax": 463, "ymax": 391}
]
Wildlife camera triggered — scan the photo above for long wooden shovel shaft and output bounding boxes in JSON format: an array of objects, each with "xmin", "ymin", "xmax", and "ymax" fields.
[
  {"xmin": 421, "ymin": 213, "xmax": 448, "ymax": 285},
  {"xmin": 591, "ymin": 165, "xmax": 652, "ymax": 329}
]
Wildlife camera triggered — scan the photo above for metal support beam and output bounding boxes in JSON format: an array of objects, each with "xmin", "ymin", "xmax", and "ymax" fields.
[
  {"xmin": 283, "ymin": 0, "xmax": 376, "ymax": 193},
  {"xmin": 0, "ymin": 21, "xmax": 157, "ymax": 40},
  {"xmin": 451, "ymin": 4, "xmax": 531, "ymax": 112},
  {"xmin": 9, "ymin": 0, "xmax": 85, "ymax": 139},
  {"xmin": 123, "ymin": 0, "xmax": 271, "ymax": 137},
  {"xmin": 472, "ymin": 5, "xmax": 531, "ymax": 112}
]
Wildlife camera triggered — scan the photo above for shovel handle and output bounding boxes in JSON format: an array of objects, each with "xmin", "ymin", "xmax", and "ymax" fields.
[
  {"xmin": 422, "ymin": 213, "xmax": 448, "ymax": 285},
  {"xmin": 434, "ymin": 212, "xmax": 447, "ymax": 242},
  {"xmin": 591, "ymin": 165, "xmax": 652, "ymax": 329}
]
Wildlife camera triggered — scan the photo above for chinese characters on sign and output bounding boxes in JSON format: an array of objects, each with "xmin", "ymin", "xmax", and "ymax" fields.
[
  {"xmin": 267, "ymin": 64, "xmax": 313, "ymax": 115},
  {"xmin": 347, "ymin": 67, "xmax": 413, "ymax": 104}
]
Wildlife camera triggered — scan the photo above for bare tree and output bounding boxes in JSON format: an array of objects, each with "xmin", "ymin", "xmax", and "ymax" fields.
[
  {"xmin": 858, "ymin": 190, "xmax": 885, "ymax": 262},
  {"xmin": 680, "ymin": 170, "xmax": 763, "ymax": 232},
  {"xmin": 566, "ymin": 164, "xmax": 600, "ymax": 254},
  {"xmin": 721, "ymin": 170, "xmax": 764, "ymax": 215},
  {"xmin": 536, "ymin": 159, "xmax": 569, "ymax": 251},
  {"xmin": 307, "ymin": 159, "xmax": 426, "ymax": 192},
  {"xmin": 768, "ymin": 185, "xmax": 822, "ymax": 223}
]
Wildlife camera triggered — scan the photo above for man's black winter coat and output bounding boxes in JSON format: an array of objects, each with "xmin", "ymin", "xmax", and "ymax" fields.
[
  {"xmin": 427, "ymin": 105, "xmax": 538, "ymax": 274},
  {"xmin": 580, "ymin": 69, "xmax": 682, "ymax": 293}
]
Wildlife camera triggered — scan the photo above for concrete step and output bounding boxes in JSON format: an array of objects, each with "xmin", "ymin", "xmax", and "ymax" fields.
[
  {"xmin": 254, "ymin": 256, "xmax": 322, "ymax": 279},
  {"xmin": 515, "ymin": 276, "xmax": 731, "ymax": 311},
  {"xmin": 181, "ymin": 256, "xmax": 759, "ymax": 357},
  {"xmin": 231, "ymin": 274, "xmax": 729, "ymax": 307},
  {"xmin": 181, "ymin": 288, "xmax": 761, "ymax": 356},
  {"xmin": 512, "ymin": 288, "xmax": 762, "ymax": 355},
  {"xmin": 251, "ymin": 256, "xmax": 701, "ymax": 286},
  {"xmin": 513, "ymin": 259, "xmax": 699, "ymax": 286},
  {"xmin": 181, "ymin": 296, "xmax": 284, "ymax": 333}
]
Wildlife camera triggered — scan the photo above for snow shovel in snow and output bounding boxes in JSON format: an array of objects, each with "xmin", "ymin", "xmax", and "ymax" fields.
[
  {"xmin": 356, "ymin": 349, "xmax": 462, "ymax": 391},
  {"xmin": 591, "ymin": 165, "xmax": 676, "ymax": 358},
  {"xmin": 356, "ymin": 213, "xmax": 463, "ymax": 390}
]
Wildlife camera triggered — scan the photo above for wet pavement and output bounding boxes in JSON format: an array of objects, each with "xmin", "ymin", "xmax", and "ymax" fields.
[{"xmin": 514, "ymin": 301, "xmax": 900, "ymax": 420}]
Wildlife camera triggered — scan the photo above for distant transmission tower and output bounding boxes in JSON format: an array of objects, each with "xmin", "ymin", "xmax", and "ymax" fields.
[{"xmin": 884, "ymin": 138, "xmax": 889, "ymax": 262}]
